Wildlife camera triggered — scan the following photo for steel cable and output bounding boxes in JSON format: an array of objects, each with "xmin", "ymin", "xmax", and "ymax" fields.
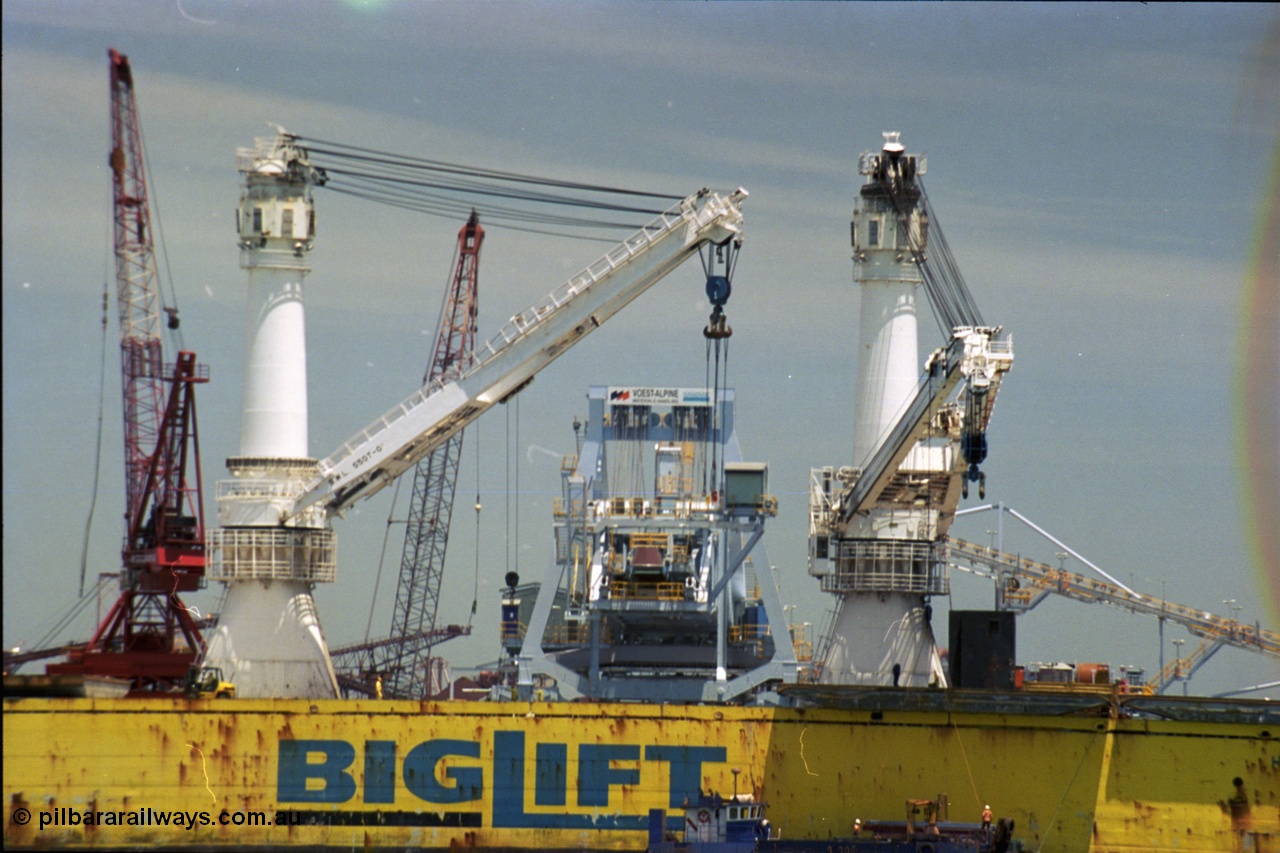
[
  {"xmin": 294, "ymin": 134, "xmax": 684, "ymax": 241},
  {"xmin": 294, "ymin": 135, "xmax": 681, "ymax": 200}
]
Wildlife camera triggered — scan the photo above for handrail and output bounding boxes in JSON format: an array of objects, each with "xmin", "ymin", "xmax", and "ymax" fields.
[
  {"xmin": 316, "ymin": 198, "xmax": 698, "ymax": 475},
  {"xmin": 947, "ymin": 537, "xmax": 1279, "ymax": 658},
  {"xmin": 290, "ymin": 187, "xmax": 746, "ymax": 518},
  {"xmin": 1143, "ymin": 638, "xmax": 1224, "ymax": 694}
]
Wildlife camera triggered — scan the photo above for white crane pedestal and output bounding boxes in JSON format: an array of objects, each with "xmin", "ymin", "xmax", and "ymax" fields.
[{"xmin": 205, "ymin": 133, "xmax": 339, "ymax": 699}]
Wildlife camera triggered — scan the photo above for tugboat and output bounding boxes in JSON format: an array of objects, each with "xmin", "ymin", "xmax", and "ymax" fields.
[
  {"xmin": 646, "ymin": 792, "xmax": 773, "ymax": 853},
  {"xmin": 646, "ymin": 792, "xmax": 1019, "ymax": 853}
]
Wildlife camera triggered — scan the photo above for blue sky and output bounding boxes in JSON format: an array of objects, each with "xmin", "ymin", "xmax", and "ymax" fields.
[{"xmin": 4, "ymin": 1, "xmax": 1277, "ymax": 695}]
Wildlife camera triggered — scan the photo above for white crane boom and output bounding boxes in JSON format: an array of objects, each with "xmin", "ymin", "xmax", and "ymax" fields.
[
  {"xmin": 289, "ymin": 188, "xmax": 747, "ymax": 520},
  {"xmin": 836, "ymin": 326, "xmax": 1012, "ymax": 527}
]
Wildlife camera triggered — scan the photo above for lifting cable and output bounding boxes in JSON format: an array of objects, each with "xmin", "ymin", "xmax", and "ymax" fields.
[
  {"xmin": 321, "ymin": 165, "xmax": 670, "ymax": 216},
  {"xmin": 884, "ymin": 175, "xmax": 985, "ymax": 337},
  {"xmin": 515, "ymin": 394, "xmax": 520, "ymax": 578},
  {"xmin": 323, "ymin": 177, "xmax": 654, "ymax": 228},
  {"xmin": 294, "ymin": 135, "xmax": 680, "ymax": 201},
  {"xmin": 708, "ymin": 336, "xmax": 726, "ymax": 494},
  {"xmin": 80, "ymin": 274, "xmax": 112, "ymax": 599},
  {"xmin": 470, "ymin": 425, "xmax": 480, "ymax": 624},
  {"xmin": 137, "ymin": 110, "xmax": 185, "ymax": 349},
  {"xmin": 293, "ymin": 134, "xmax": 684, "ymax": 242},
  {"xmin": 35, "ymin": 574, "xmax": 112, "ymax": 653},
  {"xmin": 699, "ymin": 240, "xmax": 738, "ymax": 501},
  {"xmin": 702, "ymin": 339, "xmax": 713, "ymax": 498},
  {"xmin": 364, "ymin": 476, "xmax": 403, "ymax": 646},
  {"xmin": 323, "ymin": 184, "xmax": 644, "ymax": 244},
  {"xmin": 920, "ymin": 188, "xmax": 985, "ymax": 327},
  {"xmin": 505, "ymin": 398, "xmax": 512, "ymax": 583}
]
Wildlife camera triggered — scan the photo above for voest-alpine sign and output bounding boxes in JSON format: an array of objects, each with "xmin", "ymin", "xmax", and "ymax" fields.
[{"xmin": 607, "ymin": 387, "xmax": 711, "ymax": 406}]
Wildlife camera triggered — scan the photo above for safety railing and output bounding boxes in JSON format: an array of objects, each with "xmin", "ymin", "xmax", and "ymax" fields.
[
  {"xmin": 209, "ymin": 527, "xmax": 336, "ymax": 582},
  {"xmin": 630, "ymin": 532, "xmax": 668, "ymax": 550},
  {"xmin": 315, "ymin": 192, "xmax": 730, "ymax": 481},
  {"xmin": 217, "ymin": 479, "xmax": 307, "ymax": 501},
  {"xmin": 729, "ymin": 623, "xmax": 772, "ymax": 642},
  {"xmin": 552, "ymin": 497, "xmax": 589, "ymax": 520},
  {"xmin": 607, "ymin": 582, "xmax": 687, "ymax": 602},
  {"xmin": 542, "ymin": 624, "xmax": 616, "ymax": 646},
  {"xmin": 948, "ymin": 537, "xmax": 1279, "ymax": 658},
  {"xmin": 821, "ymin": 539, "xmax": 948, "ymax": 595}
]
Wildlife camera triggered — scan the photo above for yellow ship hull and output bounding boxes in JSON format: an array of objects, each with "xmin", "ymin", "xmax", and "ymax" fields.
[{"xmin": 4, "ymin": 694, "xmax": 1277, "ymax": 851}]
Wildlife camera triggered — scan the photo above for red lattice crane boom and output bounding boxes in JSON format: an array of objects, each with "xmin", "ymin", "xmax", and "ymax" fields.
[
  {"xmin": 108, "ymin": 48, "xmax": 166, "ymax": 531},
  {"xmin": 49, "ymin": 49, "xmax": 208, "ymax": 692},
  {"xmin": 382, "ymin": 211, "xmax": 483, "ymax": 698},
  {"xmin": 334, "ymin": 212, "xmax": 482, "ymax": 698}
]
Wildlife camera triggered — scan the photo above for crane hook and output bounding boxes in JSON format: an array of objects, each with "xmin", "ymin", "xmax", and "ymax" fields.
[
  {"xmin": 704, "ymin": 305, "xmax": 732, "ymax": 339},
  {"xmin": 701, "ymin": 238, "xmax": 739, "ymax": 339}
]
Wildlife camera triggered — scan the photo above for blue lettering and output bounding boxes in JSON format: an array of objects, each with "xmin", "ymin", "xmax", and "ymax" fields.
[
  {"xmin": 578, "ymin": 744, "xmax": 640, "ymax": 807},
  {"xmin": 275, "ymin": 733, "xmax": 728, "ymax": 827},
  {"xmin": 644, "ymin": 745, "xmax": 727, "ymax": 807},
  {"xmin": 493, "ymin": 731, "xmax": 647, "ymax": 829},
  {"xmin": 404, "ymin": 739, "xmax": 483, "ymax": 803},
  {"xmin": 278, "ymin": 740, "xmax": 356, "ymax": 803},
  {"xmin": 364, "ymin": 740, "xmax": 396, "ymax": 804},
  {"xmin": 535, "ymin": 742, "xmax": 567, "ymax": 806}
]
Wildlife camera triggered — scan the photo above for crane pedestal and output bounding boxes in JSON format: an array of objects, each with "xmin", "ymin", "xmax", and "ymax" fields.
[{"xmin": 202, "ymin": 579, "xmax": 337, "ymax": 698}]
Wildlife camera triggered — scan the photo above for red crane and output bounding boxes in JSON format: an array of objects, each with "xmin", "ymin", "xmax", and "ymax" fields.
[
  {"xmin": 384, "ymin": 211, "xmax": 483, "ymax": 697},
  {"xmin": 48, "ymin": 49, "xmax": 208, "ymax": 692},
  {"xmin": 332, "ymin": 212, "xmax": 483, "ymax": 698}
]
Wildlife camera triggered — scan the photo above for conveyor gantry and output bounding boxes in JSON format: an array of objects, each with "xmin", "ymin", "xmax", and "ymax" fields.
[{"xmin": 947, "ymin": 536, "xmax": 1280, "ymax": 660}]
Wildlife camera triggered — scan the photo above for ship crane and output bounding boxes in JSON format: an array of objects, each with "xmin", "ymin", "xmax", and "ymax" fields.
[
  {"xmin": 48, "ymin": 50, "xmax": 209, "ymax": 693},
  {"xmin": 286, "ymin": 187, "xmax": 747, "ymax": 522},
  {"xmin": 206, "ymin": 130, "xmax": 747, "ymax": 697},
  {"xmin": 810, "ymin": 133, "xmax": 1013, "ymax": 688},
  {"xmin": 831, "ymin": 328, "xmax": 1011, "ymax": 526}
]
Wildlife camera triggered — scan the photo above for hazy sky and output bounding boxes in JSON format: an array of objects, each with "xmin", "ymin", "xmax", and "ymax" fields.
[{"xmin": 4, "ymin": 1, "xmax": 1277, "ymax": 695}]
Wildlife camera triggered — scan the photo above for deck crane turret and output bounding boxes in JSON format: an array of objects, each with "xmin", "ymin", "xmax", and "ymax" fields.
[{"xmin": 49, "ymin": 50, "xmax": 209, "ymax": 692}]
